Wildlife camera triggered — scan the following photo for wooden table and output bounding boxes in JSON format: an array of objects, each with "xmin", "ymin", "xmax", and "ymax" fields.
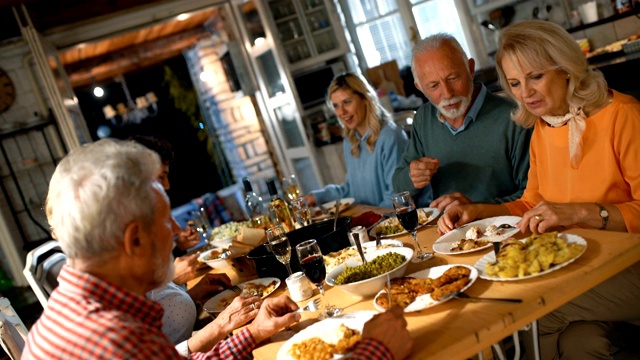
[
  {"xmin": 252, "ymin": 205, "xmax": 640, "ymax": 359},
  {"xmin": 191, "ymin": 205, "xmax": 640, "ymax": 359}
]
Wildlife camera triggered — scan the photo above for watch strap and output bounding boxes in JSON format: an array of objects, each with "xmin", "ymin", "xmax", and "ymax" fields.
[{"xmin": 595, "ymin": 203, "xmax": 608, "ymax": 230}]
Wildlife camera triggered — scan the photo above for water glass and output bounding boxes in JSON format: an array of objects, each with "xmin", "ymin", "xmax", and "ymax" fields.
[
  {"xmin": 291, "ymin": 197, "xmax": 311, "ymax": 228},
  {"xmin": 189, "ymin": 207, "xmax": 211, "ymax": 242}
]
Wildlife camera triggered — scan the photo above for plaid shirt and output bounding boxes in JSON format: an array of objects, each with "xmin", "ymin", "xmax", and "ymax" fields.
[{"xmin": 22, "ymin": 265, "xmax": 256, "ymax": 359}]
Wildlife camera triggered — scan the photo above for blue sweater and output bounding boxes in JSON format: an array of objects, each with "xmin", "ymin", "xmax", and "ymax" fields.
[
  {"xmin": 392, "ymin": 87, "xmax": 532, "ymax": 208},
  {"xmin": 312, "ymin": 121, "xmax": 408, "ymax": 208}
]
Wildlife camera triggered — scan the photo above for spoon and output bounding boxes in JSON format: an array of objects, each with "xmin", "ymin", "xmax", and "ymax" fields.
[
  {"xmin": 352, "ymin": 232, "xmax": 367, "ymax": 264},
  {"xmin": 333, "ymin": 199, "xmax": 341, "ymax": 231},
  {"xmin": 443, "ymin": 291, "xmax": 522, "ymax": 303}
]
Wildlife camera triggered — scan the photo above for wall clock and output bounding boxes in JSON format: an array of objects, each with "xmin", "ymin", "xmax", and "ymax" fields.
[{"xmin": 0, "ymin": 68, "xmax": 16, "ymax": 113}]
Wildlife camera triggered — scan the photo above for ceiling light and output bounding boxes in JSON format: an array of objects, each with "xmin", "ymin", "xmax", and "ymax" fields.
[
  {"xmin": 177, "ymin": 13, "xmax": 189, "ymax": 21},
  {"xmin": 254, "ymin": 37, "xmax": 265, "ymax": 46},
  {"xmin": 93, "ymin": 86, "xmax": 104, "ymax": 97}
]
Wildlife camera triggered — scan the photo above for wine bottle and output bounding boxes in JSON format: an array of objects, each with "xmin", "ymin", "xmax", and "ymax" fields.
[
  {"xmin": 243, "ymin": 177, "xmax": 270, "ymax": 229},
  {"xmin": 266, "ymin": 178, "xmax": 295, "ymax": 232}
]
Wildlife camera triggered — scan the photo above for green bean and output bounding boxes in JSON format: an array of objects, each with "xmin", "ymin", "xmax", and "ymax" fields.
[{"xmin": 334, "ymin": 252, "xmax": 406, "ymax": 285}]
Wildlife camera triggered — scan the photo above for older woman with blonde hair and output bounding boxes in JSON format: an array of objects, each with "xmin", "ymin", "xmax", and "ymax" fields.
[
  {"xmin": 438, "ymin": 20, "xmax": 640, "ymax": 359},
  {"xmin": 304, "ymin": 72, "xmax": 408, "ymax": 208}
]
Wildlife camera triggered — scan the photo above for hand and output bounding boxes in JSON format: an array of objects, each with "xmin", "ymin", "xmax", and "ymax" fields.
[
  {"xmin": 303, "ymin": 194, "xmax": 317, "ymax": 207},
  {"xmin": 172, "ymin": 254, "xmax": 199, "ymax": 285},
  {"xmin": 176, "ymin": 226, "xmax": 200, "ymax": 251},
  {"xmin": 247, "ymin": 295, "xmax": 301, "ymax": 344},
  {"xmin": 362, "ymin": 305, "xmax": 413, "ymax": 360},
  {"xmin": 437, "ymin": 204, "xmax": 478, "ymax": 235},
  {"xmin": 187, "ymin": 273, "xmax": 232, "ymax": 302},
  {"xmin": 430, "ymin": 192, "xmax": 472, "ymax": 213},
  {"xmin": 519, "ymin": 201, "xmax": 578, "ymax": 234},
  {"xmin": 187, "ymin": 295, "xmax": 261, "ymax": 353},
  {"xmin": 409, "ymin": 157, "xmax": 439, "ymax": 189}
]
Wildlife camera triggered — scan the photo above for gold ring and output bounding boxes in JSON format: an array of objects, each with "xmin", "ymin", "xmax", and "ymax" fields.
[
  {"xmin": 252, "ymin": 302, "xmax": 257, "ymax": 310},
  {"xmin": 534, "ymin": 214, "xmax": 544, "ymax": 221}
]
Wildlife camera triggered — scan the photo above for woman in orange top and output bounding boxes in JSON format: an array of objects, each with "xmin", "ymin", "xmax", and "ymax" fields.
[{"xmin": 438, "ymin": 20, "xmax": 640, "ymax": 359}]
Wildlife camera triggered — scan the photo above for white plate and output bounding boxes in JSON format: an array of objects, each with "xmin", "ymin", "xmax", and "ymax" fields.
[
  {"xmin": 203, "ymin": 277, "xmax": 281, "ymax": 313},
  {"xmin": 433, "ymin": 216, "xmax": 522, "ymax": 255},
  {"xmin": 370, "ymin": 208, "xmax": 440, "ymax": 238},
  {"xmin": 277, "ymin": 311, "xmax": 377, "ymax": 360},
  {"xmin": 372, "ymin": 264, "xmax": 478, "ymax": 313},
  {"xmin": 474, "ymin": 233, "xmax": 587, "ymax": 281},
  {"xmin": 311, "ymin": 198, "xmax": 355, "ymax": 221}
]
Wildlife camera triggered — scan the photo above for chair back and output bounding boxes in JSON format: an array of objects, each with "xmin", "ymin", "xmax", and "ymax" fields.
[
  {"xmin": 0, "ymin": 297, "xmax": 28, "ymax": 360},
  {"xmin": 23, "ymin": 240, "xmax": 66, "ymax": 308}
]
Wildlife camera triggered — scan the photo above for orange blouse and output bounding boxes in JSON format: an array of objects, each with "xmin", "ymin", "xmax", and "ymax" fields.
[{"xmin": 505, "ymin": 91, "xmax": 640, "ymax": 233}]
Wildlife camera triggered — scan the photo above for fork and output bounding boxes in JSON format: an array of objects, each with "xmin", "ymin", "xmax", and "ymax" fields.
[
  {"xmin": 229, "ymin": 285, "xmax": 242, "ymax": 294},
  {"xmin": 295, "ymin": 298, "xmax": 321, "ymax": 313}
]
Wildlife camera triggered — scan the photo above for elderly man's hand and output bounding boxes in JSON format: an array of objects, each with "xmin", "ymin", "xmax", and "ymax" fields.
[
  {"xmin": 409, "ymin": 157, "xmax": 439, "ymax": 189},
  {"xmin": 430, "ymin": 192, "xmax": 472, "ymax": 213},
  {"xmin": 247, "ymin": 295, "xmax": 300, "ymax": 344},
  {"xmin": 187, "ymin": 273, "xmax": 231, "ymax": 302},
  {"xmin": 176, "ymin": 226, "xmax": 200, "ymax": 251},
  {"xmin": 215, "ymin": 295, "xmax": 261, "ymax": 334},
  {"xmin": 172, "ymin": 254, "xmax": 199, "ymax": 285},
  {"xmin": 362, "ymin": 306, "xmax": 413, "ymax": 359}
]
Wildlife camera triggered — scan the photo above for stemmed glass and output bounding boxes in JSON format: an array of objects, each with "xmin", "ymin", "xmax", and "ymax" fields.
[
  {"xmin": 282, "ymin": 174, "xmax": 301, "ymax": 202},
  {"xmin": 290, "ymin": 197, "xmax": 311, "ymax": 228},
  {"xmin": 267, "ymin": 225, "xmax": 293, "ymax": 275},
  {"xmin": 190, "ymin": 207, "xmax": 211, "ymax": 242},
  {"xmin": 392, "ymin": 191, "xmax": 433, "ymax": 263},
  {"xmin": 295, "ymin": 239, "xmax": 342, "ymax": 319}
]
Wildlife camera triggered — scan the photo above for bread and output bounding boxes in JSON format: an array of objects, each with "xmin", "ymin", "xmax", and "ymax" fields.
[{"xmin": 236, "ymin": 228, "xmax": 266, "ymax": 246}]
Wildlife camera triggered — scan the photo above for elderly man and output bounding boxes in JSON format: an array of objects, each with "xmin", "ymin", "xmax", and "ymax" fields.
[
  {"xmin": 392, "ymin": 33, "xmax": 532, "ymax": 211},
  {"xmin": 23, "ymin": 139, "xmax": 412, "ymax": 359}
]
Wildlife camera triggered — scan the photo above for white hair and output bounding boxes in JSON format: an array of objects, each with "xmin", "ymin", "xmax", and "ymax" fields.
[
  {"xmin": 46, "ymin": 139, "xmax": 161, "ymax": 260},
  {"xmin": 411, "ymin": 33, "xmax": 469, "ymax": 80}
]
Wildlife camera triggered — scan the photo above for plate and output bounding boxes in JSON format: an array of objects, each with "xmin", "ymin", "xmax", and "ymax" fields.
[
  {"xmin": 277, "ymin": 311, "xmax": 377, "ymax": 360},
  {"xmin": 369, "ymin": 208, "xmax": 440, "ymax": 238},
  {"xmin": 474, "ymin": 233, "xmax": 587, "ymax": 281},
  {"xmin": 311, "ymin": 198, "xmax": 355, "ymax": 221},
  {"xmin": 203, "ymin": 277, "xmax": 281, "ymax": 313},
  {"xmin": 372, "ymin": 264, "xmax": 478, "ymax": 313},
  {"xmin": 433, "ymin": 216, "xmax": 522, "ymax": 255}
]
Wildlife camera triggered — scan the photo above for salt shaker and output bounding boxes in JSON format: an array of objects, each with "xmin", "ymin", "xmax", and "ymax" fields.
[{"xmin": 285, "ymin": 272, "xmax": 313, "ymax": 302}]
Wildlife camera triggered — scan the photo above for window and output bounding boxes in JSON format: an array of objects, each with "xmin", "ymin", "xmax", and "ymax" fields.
[{"xmin": 342, "ymin": 0, "xmax": 472, "ymax": 69}]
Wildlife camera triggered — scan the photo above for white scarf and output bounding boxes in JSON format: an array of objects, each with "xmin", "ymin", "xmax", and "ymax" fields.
[{"xmin": 541, "ymin": 107, "xmax": 586, "ymax": 169}]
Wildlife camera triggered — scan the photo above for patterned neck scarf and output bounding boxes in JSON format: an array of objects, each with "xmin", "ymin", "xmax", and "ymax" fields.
[{"xmin": 541, "ymin": 107, "xmax": 586, "ymax": 169}]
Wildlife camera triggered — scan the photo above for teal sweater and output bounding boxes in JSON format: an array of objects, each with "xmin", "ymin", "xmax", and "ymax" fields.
[{"xmin": 392, "ymin": 90, "xmax": 532, "ymax": 207}]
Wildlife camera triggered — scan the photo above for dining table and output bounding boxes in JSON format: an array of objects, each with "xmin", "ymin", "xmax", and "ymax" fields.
[{"xmin": 189, "ymin": 204, "xmax": 640, "ymax": 360}]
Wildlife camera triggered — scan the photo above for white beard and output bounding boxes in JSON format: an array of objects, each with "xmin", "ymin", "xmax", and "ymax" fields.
[{"xmin": 435, "ymin": 82, "xmax": 474, "ymax": 120}]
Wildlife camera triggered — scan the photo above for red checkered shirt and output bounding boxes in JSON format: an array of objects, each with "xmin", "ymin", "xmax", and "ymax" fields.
[{"xmin": 22, "ymin": 265, "xmax": 256, "ymax": 359}]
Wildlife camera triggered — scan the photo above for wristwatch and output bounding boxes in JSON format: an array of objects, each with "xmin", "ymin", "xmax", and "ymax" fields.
[{"xmin": 595, "ymin": 203, "xmax": 609, "ymax": 230}]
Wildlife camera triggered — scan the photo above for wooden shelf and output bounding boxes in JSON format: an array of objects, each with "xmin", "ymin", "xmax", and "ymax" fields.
[{"xmin": 567, "ymin": 8, "xmax": 640, "ymax": 33}]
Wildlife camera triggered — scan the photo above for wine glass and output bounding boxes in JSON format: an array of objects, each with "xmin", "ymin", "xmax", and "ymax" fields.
[
  {"xmin": 290, "ymin": 197, "xmax": 311, "ymax": 228},
  {"xmin": 295, "ymin": 239, "xmax": 342, "ymax": 319},
  {"xmin": 190, "ymin": 207, "xmax": 211, "ymax": 242},
  {"xmin": 267, "ymin": 225, "xmax": 293, "ymax": 275},
  {"xmin": 282, "ymin": 174, "xmax": 301, "ymax": 202},
  {"xmin": 392, "ymin": 191, "xmax": 433, "ymax": 263}
]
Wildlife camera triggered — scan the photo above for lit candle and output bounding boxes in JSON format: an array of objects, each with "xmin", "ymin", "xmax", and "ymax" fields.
[
  {"xmin": 116, "ymin": 103, "xmax": 128, "ymax": 115},
  {"xmin": 103, "ymin": 105, "xmax": 116, "ymax": 119},
  {"xmin": 136, "ymin": 96, "xmax": 149, "ymax": 109}
]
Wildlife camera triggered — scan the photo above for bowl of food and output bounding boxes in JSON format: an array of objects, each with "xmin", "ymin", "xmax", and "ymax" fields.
[
  {"xmin": 325, "ymin": 247, "xmax": 413, "ymax": 298},
  {"xmin": 198, "ymin": 248, "xmax": 231, "ymax": 270}
]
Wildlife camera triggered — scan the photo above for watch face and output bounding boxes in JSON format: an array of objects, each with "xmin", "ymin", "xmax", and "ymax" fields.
[
  {"xmin": 600, "ymin": 209, "xmax": 609, "ymax": 217},
  {"xmin": 0, "ymin": 68, "xmax": 16, "ymax": 113}
]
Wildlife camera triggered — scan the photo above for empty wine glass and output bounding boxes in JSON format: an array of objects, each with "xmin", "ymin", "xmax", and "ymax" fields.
[
  {"xmin": 295, "ymin": 239, "xmax": 342, "ymax": 319},
  {"xmin": 190, "ymin": 207, "xmax": 211, "ymax": 242},
  {"xmin": 392, "ymin": 191, "xmax": 433, "ymax": 263},
  {"xmin": 290, "ymin": 197, "xmax": 311, "ymax": 228},
  {"xmin": 282, "ymin": 174, "xmax": 301, "ymax": 202},
  {"xmin": 267, "ymin": 225, "xmax": 293, "ymax": 275}
]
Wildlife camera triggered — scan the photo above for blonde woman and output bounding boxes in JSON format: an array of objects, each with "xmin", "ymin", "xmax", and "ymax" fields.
[
  {"xmin": 305, "ymin": 73, "xmax": 408, "ymax": 208},
  {"xmin": 438, "ymin": 20, "xmax": 640, "ymax": 359}
]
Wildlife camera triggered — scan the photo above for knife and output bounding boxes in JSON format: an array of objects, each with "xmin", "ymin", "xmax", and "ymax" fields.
[
  {"xmin": 375, "ymin": 229, "xmax": 382, "ymax": 247},
  {"xmin": 353, "ymin": 232, "xmax": 367, "ymax": 264},
  {"xmin": 386, "ymin": 274, "xmax": 392, "ymax": 307}
]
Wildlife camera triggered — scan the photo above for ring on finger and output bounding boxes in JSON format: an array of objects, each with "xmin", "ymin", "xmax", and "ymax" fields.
[
  {"xmin": 534, "ymin": 214, "xmax": 544, "ymax": 221},
  {"xmin": 252, "ymin": 302, "xmax": 258, "ymax": 310}
]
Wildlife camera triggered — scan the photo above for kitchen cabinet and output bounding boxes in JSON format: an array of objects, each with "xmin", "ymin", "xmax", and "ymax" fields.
[{"xmin": 265, "ymin": 0, "xmax": 348, "ymax": 71}]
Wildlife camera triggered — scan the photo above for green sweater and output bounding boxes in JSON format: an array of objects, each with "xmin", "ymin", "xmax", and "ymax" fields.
[{"xmin": 392, "ymin": 90, "xmax": 532, "ymax": 207}]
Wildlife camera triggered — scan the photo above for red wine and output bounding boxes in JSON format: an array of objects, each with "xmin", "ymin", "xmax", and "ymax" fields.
[
  {"xmin": 397, "ymin": 207, "xmax": 419, "ymax": 232},
  {"xmin": 300, "ymin": 254, "xmax": 325, "ymax": 284}
]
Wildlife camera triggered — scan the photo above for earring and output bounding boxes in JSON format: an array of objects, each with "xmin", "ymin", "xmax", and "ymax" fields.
[{"xmin": 566, "ymin": 73, "xmax": 571, "ymax": 79}]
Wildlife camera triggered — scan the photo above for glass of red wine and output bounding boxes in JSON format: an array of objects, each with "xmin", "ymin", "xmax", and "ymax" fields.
[
  {"xmin": 295, "ymin": 239, "xmax": 342, "ymax": 319},
  {"xmin": 392, "ymin": 191, "xmax": 433, "ymax": 263}
]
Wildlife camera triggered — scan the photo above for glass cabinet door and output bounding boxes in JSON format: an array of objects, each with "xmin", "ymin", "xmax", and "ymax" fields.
[{"xmin": 303, "ymin": 3, "xmax": 338, "ymax": 55}]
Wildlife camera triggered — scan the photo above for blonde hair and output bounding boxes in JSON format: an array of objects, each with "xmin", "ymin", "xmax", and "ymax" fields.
[
  {"xmin": 326, "ymin": 72, "xmax": 391, "ymax": 158},
  {"xmin": 496, "ymin": 20, "xmax": 609, "ymax": 127}
]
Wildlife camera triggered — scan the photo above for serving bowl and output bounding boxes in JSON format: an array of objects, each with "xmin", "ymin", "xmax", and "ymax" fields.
[
  {"xmin": 325, "ymin": 247, "xmax": 414, "ymax": 298},
  {"xmin": 198, "ymin": 248, "xmax": 231, "ymax": 270}
]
